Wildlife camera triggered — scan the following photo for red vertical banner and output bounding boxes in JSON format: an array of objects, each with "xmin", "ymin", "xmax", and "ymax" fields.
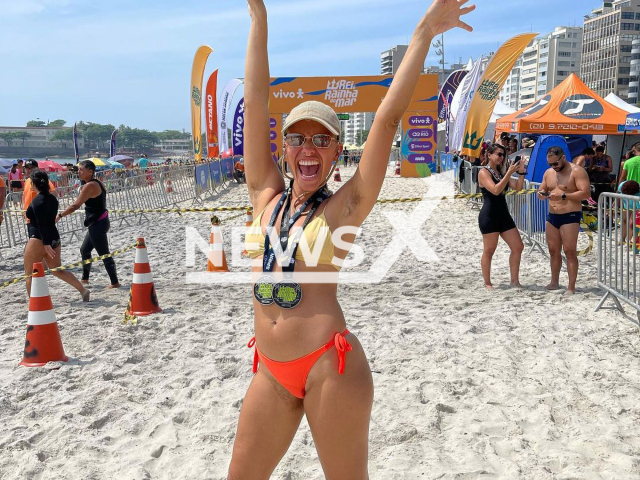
[{"xmin": 205, "ymin": 70, "xmax": 219, "ymax": 158}]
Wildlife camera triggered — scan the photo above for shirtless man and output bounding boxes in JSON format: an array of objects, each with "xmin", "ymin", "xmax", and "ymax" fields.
[
  {"xmin": 573, "ymin": 147, "xmax": 595, "ymax": 169},
  {"xmin": 538, "ymin": 146, "xmax": 591, "ymax": 295}
]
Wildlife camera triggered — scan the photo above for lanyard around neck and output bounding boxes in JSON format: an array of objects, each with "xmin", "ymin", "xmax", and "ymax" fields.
[{"xmin": 262, "ymin": 183, "xmax": 330, "ymax": 274}]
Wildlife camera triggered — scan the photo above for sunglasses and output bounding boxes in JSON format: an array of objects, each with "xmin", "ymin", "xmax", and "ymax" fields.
[
  {"xmin": 284, "ymin": 134, "xmax": 336, "ymax": 149},
  {"xmin": 494, "ymin": 152, "xmax": 505, "ymax": 158},
  {"xmin": 547, "ymin": 160, "xmax": 561, "ymax": 167}
]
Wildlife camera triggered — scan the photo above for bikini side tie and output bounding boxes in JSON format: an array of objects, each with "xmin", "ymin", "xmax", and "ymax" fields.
[
  {"xmin": 248, "ymin": 337, "xmax": 258, "ymax": 374},
  {"xmin": 334, "ymin": 331, "xmax": 352, "ymax": 375}
]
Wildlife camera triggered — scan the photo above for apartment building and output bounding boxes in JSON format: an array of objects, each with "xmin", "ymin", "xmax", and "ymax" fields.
[
  {"xmin": 381, "ymin": 45, "xmax": 408, "ymax": 75},
  {"xmin": 499, "ymin": 27, "xmax": 582, "ymax": 109},
  {"xmin": 582, "ymin": 0, "xmax": 640, "ymax": 102},
  {"xmin": 342, "ymin": 112, "xmax": 375, "ymax": 146}
]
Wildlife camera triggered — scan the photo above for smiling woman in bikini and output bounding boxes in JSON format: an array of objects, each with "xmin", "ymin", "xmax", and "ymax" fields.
[{"xmin": 229, "ymin": 1, "xmax": 475, "ymax": 478}]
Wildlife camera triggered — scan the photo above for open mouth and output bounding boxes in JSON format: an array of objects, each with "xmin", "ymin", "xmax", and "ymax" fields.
[{"xmin": 298, "ymin": 159, "xmax": 321, "ymax": 180}]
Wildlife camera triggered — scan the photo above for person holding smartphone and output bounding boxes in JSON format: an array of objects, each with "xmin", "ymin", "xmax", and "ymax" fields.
[
  {"xmin": 537, "ymin": 146, "xmax": 591, "ymax": 295},
  {"xmin": 477, "ymin": 144, "xmax": 526, "ymax": 289}
]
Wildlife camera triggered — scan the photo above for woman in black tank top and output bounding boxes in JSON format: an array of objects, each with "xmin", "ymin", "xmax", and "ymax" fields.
[
  {"xmin": 477, "ymin": 144, "xmax": 526, "ymax": 290},
  {"xmin": 57, "ymin": 160, "xmax": 120, "ymax": 288},
  {"xmin": 23, "ymin": 170, "xmax": 90, "ymax": 300}
]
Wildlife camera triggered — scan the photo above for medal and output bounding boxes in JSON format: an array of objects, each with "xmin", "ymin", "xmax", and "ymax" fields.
[
  {"xmin": 273, "ymin": 281, "xmax": 303, "ymax": 309},
  {"xmin": 254, "ymin": 275, "xmax": 276, "ymax": 305},
  {"xmin": 253, "ymin": 182, "xmax": 330, "ymax": 308}
]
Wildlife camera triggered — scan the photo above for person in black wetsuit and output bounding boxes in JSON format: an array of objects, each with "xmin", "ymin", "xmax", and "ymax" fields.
[
  {"xmin": 24, "ymin": 170, "xmax": 90, "ymax": 300},
  {"xmin": 477, "ymin": 143, "xmax": 526, "ymax": 289},
  {"xmin": 56, "ymin": 160, "xmax": 120, "ymax": 289}
]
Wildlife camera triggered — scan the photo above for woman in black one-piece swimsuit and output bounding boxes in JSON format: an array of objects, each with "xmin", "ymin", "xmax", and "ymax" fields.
[
  {"xmin": 23, "ymin": 170, "xmax": 90, "ymax": 301},
  {"xmin": 477, "ymin": 144, "xmax": 526, "ymax": 289}
]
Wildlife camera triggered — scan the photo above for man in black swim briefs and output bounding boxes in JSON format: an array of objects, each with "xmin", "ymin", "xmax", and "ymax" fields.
[{"xmin": 538, "ymin": 146, "xmax": 591, "ymax": 295}]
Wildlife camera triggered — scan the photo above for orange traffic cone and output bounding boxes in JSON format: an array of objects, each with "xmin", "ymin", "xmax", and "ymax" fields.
[
  {"xmin": 20, "ymin": 262, "xmax": 68, "ymax": 367},
  {"xmin": 207, "ymin": 216, "xmax": 229, "ymax": 272},
  {"xmin": 243, "ymin": 209, "xmax": 253, "ymax": 257},
  {"xmin": 334, "ymin": 166, "xmax": 342, "ymax": 182},
  {"xmin": 395, "ymin": 161, "xmax": 401, "ymax": 176},
  {"xmin": 127, "ymin": 238, "xmax": 161, "ymax": 316}
]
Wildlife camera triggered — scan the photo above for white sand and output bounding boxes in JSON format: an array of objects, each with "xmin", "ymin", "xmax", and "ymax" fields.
[{"xmin": 1, "ymin": 166, "xmax": 639, "ymax": 479}]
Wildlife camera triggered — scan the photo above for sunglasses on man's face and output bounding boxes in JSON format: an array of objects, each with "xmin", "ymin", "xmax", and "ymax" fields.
[
  {"xmin": 284, "ymin": 134, "xmax": 335, "ymax": 149},
  {"xmin": 547, "ymin": 160, "xmax": 561, "ymax": 167}
]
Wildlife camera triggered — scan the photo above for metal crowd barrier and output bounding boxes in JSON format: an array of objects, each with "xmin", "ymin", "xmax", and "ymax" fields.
[
  {"xmin": 460, "ymin": 160, "xmax": 473, "ymax": 195},
  {"xmin": 595, "ymin": 192, "xmax": 640, "ymax": 324},
  {"xmin": 0, "ymin": 161, "xmax": 227, "ymax": 252},
  {"xmin": 524, "ymin": 182, "xmax": 550, "ymax": 256}
]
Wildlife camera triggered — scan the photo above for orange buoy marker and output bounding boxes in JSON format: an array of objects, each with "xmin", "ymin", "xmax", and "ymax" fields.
[
  {"xmin": 243, "ymin": 209, "xmax": 253, "ymax": 257},
  {"xmin": 334, "ymin": 165, "xmax": 342, "ymax": 182},
  {"xmin": 395, "ymin": 161, "xmax": 401, "ymax": 176},
  {"xmin": 127, "ymin": 238, "xmax": 162, "ymax": 316},
  {"xmin": 207, "ymin": 216, "xmax": 229, "ymax": 272},
  {"xmin": 20, "ymin": 262, "xmax": 68, "ymax": 367}
]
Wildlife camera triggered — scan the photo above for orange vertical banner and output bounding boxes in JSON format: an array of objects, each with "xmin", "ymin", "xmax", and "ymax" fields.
[
  {"xmin": 205, "ymin": 70, "xmax": 219, "ymax": 159},
  {"xmin": 190, "ymin": 45, "xmax": 213, "ymax": 163},
  {"xmin": 460, "ymin": 33, "xmax": 537, "ymax": 157}
]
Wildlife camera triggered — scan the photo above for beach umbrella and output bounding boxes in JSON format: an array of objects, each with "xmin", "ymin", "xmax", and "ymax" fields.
[
  {"xmin": 38, "ymin": 160, "xmax": 65, "ymax": 172},
  {"xmin": 0, "ymin": 159, "xmax": 15, "ymax": 168},
  {"xmin": 0, "ymin": 165, "xmax": 9, "ymax": 174},
  {"xmin": 107, "ymin": 159, "xmax": 125, "ymax": 169},
  {"xmin": 108, "ymin": 154, "xmax": 134, "ymax": 167},
  {"xmin": 82, "ymin": 157, "xmax": 110, "ymax": 167}
]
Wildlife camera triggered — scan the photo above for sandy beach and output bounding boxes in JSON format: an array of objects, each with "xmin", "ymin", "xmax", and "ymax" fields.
[{"xmin": 1, "ymin": 166, "xmax": 639, "ymax": 479}]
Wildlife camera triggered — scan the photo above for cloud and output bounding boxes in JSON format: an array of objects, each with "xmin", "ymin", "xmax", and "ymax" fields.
[{"xmin": 0, "ymin": 0, "xmax": 81, "ymax": 16}]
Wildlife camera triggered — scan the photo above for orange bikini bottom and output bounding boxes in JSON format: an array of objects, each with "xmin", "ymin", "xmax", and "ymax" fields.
[{"xmin": 247, "ymin": 329, "xmax": 352, "ymax": 398}]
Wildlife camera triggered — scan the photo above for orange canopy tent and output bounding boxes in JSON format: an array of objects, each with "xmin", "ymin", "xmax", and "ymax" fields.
[{"xmin": 495, "ymin": 73, "xmax": 629, "ymax": 136}]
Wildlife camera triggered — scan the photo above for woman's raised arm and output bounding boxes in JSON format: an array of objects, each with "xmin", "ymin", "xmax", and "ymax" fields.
[
  {"xmin": 334, "ymin": 0, "xmax": 475, "ymax": 226},
  {"xmin": 244, "ymin": 0, "xmax": 285, "ymax": 210}
]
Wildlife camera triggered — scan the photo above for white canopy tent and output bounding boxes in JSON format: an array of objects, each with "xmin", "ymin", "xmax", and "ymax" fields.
[{"xmin": 604, "ymin": 92, "xmax": 640, "ymax": 113}]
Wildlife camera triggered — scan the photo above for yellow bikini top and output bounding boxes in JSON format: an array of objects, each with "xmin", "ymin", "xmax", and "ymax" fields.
[{"xmin": 245, "ymin": 207, "xmax": 341, "ymax": 271}]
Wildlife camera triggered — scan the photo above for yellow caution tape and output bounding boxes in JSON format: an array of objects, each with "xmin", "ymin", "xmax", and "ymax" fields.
[
  {"xmin": 123, "ymin": 285, "xmax": 137, "ymax": 325},
  {"xmin": 0, "ymin": 242, "xmax": 139, "ymax": 289},
  {"xmin": 3, "ymin": 190, "xmax": 543, "ymax": 217}
]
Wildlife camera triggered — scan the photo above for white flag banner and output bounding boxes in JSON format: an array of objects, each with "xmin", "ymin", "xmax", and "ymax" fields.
[
  {"xmin": 218, "ymin": 78, "xmax": 243, "ymax": 154},
  {"xmin": 451, "ymin": 57, "xmax": 485, "ymax": 153}
]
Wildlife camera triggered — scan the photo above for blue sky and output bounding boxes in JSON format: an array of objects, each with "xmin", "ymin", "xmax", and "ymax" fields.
[{"xmin": 1, "ymin": 0, "xmax": 595, "ymax": 131}]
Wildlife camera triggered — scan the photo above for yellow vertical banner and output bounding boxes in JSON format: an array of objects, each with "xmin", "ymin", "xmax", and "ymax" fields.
[
  {"xmin": 190, "ymin": 45, "xmax": 213, "ymax": 163},
  {"xmin": 460, "ymin": 33, "xmax": 537, "ymax": 158}
]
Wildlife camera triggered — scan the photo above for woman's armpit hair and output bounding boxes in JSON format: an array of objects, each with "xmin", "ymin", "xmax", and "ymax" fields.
[{"xmin": 342, "ymin": 188, "xmax": 363, "ymax": 219}]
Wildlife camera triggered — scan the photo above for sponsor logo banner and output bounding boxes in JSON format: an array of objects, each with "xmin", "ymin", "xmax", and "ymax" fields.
[
  {"xmin": 233, "ymin": 98, "xmax": 245, "ymax": 156},
  {"xmin": 191, "ymin": 45, "xmax": 213, "ymax": 163},
  {"xmin": 460, "ymin": 33, "xmax": 537, "ymax": 157},
  {"xmin": 268, "ymin": 75, "xmax": 437, "ymax": 113},
  {"xmin": 218, "ymin": 79, "xmax": 243, "ymax": 154},
  {"xmin": 205, "ymin": 70, "xmax": 219, "ymax": 158}
]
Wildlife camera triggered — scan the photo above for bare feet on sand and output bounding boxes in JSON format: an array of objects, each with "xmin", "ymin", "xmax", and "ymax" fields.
[
  {"xmin": 105, "ymin": 283, "xmax": 121, "ymax": 290},
  {"xmin": 510, "ymin": 282, "xmax": 523, "ymax": 288},
  {"xmin": 485, "ymin": 284, "xmax": 494, "ymax": 291},
  {"xmin": 81, "ymin": 279, "xmax": 90, "ymax": 285},
  {"xmin": 81, "ymin": 289, "xmax": 91, "ymax": 302},
  {"xmin": 563, "ymin": 289, "xmax": 576, "ymax": 296},
  {"xmin": 546, "ymin": 283, "xmax": 562, "ymax": 291}
]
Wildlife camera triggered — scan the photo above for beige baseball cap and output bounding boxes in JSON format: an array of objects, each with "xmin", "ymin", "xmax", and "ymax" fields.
[{"xmin": 282, "ymin": 101, "xmax": 341, "ymax": 137}]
